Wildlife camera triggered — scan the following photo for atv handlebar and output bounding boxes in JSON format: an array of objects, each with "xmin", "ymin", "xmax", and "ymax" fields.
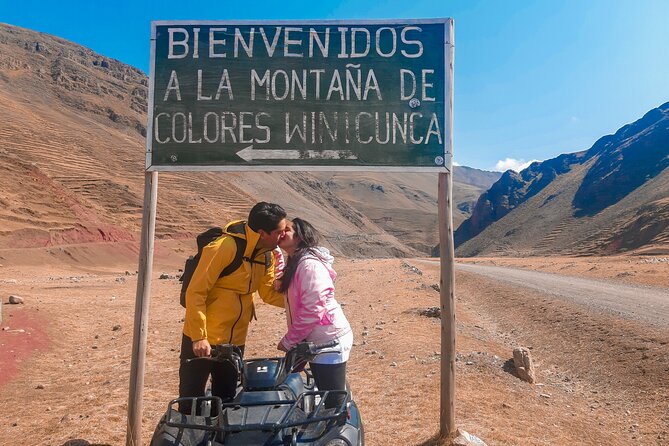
[
  {"xmin": 285, "ymin": 340, "xmax": 339, "ymax": 374},
  {"xmin": 186, "ymin": 344, "xmax": 244, "ymax": 371},
  {"xmin": 186, "ymin": 340, "xmax": 339, "ymax": 375}
]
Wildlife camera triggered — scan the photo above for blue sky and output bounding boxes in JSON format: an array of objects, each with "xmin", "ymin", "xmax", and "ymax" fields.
[{"xmin": 1, "ymin": 0, "xmax": 667, "ymax": 171}]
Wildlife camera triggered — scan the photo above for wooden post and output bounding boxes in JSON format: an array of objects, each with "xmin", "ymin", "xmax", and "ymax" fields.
[
  {"xmin": 438, "ymin": 172, "xmax": 456, "ymax": 438},
  {"xmin": 126, "ymin": 171, "xmax": 158, "ymax": 446},
  {"xmin": 439, "ymin": 18, "xmax": 456, "ymax": 439}
]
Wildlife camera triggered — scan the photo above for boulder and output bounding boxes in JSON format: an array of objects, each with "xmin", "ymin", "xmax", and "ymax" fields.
[{"xmin": 513, "ymin": 346, "xmax": 536, "ymax": 383}]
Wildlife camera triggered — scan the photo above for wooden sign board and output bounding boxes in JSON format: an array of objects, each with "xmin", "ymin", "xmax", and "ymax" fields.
[{"xmin": 147, "ymin": 19, "xmax": 452, "ymax": 171}]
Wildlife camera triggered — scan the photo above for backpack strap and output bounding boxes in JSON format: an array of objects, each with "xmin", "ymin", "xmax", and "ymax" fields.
[
  {"xmin": 218, "ymin": 236, "xmax": 247, "ymax": 278},
  {"xmin": 217, "ymin": 223, "xmax": 270, "ymax": 279}
]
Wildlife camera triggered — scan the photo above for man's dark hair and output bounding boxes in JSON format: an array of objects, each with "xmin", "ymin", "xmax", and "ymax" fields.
[{"xmin": 248, "ymin": 202, "xmax": 286, "ymax": 233}]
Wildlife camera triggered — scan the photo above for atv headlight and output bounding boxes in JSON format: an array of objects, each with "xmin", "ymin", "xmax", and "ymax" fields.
[{"xmin": 325, "ymin": 439, "xmax": 350, "ymax": 446}]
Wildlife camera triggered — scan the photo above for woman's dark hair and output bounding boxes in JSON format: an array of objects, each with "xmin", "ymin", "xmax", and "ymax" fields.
[{"xmin": 278, "ymin": 218, "xmax": 320, "ymax": 294}]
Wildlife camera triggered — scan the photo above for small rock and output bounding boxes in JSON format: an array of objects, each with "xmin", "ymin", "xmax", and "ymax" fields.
[
  {"xmin": 390, "ymin": 362, "xmax": 397, "ymax": 367},
  {"xmin": 159, "ymin": 273, "xmax": 170, "ymax": 279},
  {"xmin": 502, "ymin": 402, "xmax": 512, "ymax": 409},
  {"xmin": 112, "ymin": 324, "xmax": 121, "ymax": 331},
  {"xmin": 36, "ymin": 384, "xmax": 45, "ymax": 389},
  {"xmin": 465, "ymin": 361, "xmax": 474, "ymax": 365},
  {"xmin": 453, "ymin": 428, "xmax": 487, "ymax": 446},
  {"xmin": 116, "ymin": 277, "xmax": 126, "ymax": 283},
  {"xmin": 430, "ymin": 283, "xmax": 440, "ymax": 292},
  {"xmin": 125, "ymin": 271, "xmax": 131, "ymax": 276},
  {"xmin": 419, "ymin": 307, "xmax": 441, "ymax": 318},
  {"xmin": 540, "ymin": 393, "xmax": 551, "ymax": 399},
  {"xmin": 8, "ymin": 295, "xmax": 24, "ymax": 304}
]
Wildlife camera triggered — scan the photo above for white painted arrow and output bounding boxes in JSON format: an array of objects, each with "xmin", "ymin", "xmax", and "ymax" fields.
[{"xmin": 236, "ymin": 145, "xmax": 358, "ymax": 162}]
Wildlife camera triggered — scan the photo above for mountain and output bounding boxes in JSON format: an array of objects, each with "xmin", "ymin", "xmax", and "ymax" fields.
[
  {"xmin": 0, "ymin": 23, "xmax": 496, "ymax": 257},
  {"xmin": 454, "ymin": 102, "xmax": 669, "ymax": 256}
]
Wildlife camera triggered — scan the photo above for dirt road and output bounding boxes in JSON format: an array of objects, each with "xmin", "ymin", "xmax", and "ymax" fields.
[
  {"xmin": 419, "ymin": 260, "xmax": 669, "ymax": 327},
  {"xmin": 2, "ymin": 252, "xmax": 669, "ymax": 445}
]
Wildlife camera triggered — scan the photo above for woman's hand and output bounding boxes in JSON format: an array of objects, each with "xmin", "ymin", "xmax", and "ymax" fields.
[{"xmin": 277, "ymin": 340, "xmax": 288, "ymax": 352}]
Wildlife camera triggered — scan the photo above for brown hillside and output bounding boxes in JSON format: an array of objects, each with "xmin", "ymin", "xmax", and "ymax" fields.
[{"xmin": 0, "ymin": 23, "xmax": 492, "ymax": 257}]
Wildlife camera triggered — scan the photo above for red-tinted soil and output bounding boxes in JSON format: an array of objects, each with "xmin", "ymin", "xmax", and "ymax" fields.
[{"xmin": 0, "ymin": 306, "xmax": 50, "ymax": 387}]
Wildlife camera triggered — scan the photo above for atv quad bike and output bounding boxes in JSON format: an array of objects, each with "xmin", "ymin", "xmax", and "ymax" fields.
[{"xmin": 150, "ymin": 341, "xmax": 364, "ymax": 446}]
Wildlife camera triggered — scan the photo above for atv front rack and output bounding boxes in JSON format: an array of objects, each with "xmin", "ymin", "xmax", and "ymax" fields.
[{"xmin": 165, "ymin": 390, "xmax": 348, "ymax": 435}]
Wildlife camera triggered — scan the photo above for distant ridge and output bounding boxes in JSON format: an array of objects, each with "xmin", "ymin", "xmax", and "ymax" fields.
[{"xmin": 454, "ymin": 102, "xmax": 669, "ymax": 256}]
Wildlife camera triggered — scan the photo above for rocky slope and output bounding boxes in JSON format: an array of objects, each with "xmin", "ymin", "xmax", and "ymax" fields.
[
  {"xmin": 0, "ymin": 23, "xmax": 495, "ymax": 257},
  {"xmin": 454, "ymin": 102, "xmax": 669, "ymax": 256}
]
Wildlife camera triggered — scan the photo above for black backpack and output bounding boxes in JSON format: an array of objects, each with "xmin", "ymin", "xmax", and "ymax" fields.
[{"xmin": 179, "ymin": 224, "xmax": 272, "ymax": 307}]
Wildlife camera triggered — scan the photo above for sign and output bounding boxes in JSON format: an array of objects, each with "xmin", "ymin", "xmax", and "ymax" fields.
[{"xmin": 147, "ymin": 19, "xmax": 452, "ymax": 171}]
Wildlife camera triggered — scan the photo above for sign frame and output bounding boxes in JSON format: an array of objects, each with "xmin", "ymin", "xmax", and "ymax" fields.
[
  {"xmin": 146, "ymin": 18, "xmax": 453, "ymax": 173},
  {"xmin": 127, "ymin": 18, "xmax": 455, "ymax": 446}
]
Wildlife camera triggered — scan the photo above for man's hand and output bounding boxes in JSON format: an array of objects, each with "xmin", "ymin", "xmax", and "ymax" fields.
[
  {"xmin": 277, "ymin": 340, "xmax": 288, "ymax": 352},
  {"xmin": 193, "ymin": 339, "xmax": 212, "ymax": 357}
]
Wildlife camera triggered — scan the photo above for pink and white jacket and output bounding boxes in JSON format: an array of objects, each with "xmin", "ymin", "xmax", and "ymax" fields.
[{"xmin": 279, "ymin": 247, "xmax": 351, "ymax": 350}]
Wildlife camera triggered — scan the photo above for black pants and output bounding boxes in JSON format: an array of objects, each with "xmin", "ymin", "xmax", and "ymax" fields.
[
  {"xmin": 310, "ymin": 361, "xmax": 347, "ymax": 409},
  {"xmin": 178, "ymin": 334, "xmax": 244, "ymax": 414}
]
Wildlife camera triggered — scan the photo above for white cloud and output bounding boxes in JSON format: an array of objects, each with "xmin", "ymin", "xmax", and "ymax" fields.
[
  {"xmin": 452, "ymin": 160, "xmax": 460, "ymax": 166},
  {"xmin": 494, "ymin": 158, "xmax": 540, "ymax": 173}
]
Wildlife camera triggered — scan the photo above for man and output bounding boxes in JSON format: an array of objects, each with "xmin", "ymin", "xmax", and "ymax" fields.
[{"xmin": 179, "ymin": 202, "xmax": 287, "ymax": 411}]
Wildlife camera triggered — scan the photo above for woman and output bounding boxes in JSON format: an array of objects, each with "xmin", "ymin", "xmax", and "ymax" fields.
[{"xmin": 276, "ymin": 218, "xmax": 353, "ymax": 409}]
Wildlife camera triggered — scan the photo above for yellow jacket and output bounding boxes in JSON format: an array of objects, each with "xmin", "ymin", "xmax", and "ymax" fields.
[{"xmin": 183, "ymin": 220, "xmax": 285, "ymax": 346}]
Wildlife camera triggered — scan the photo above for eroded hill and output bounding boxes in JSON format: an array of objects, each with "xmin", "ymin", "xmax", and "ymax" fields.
[{"xmin": 0, "ymin": 23, "xmax": 496, "ymax": 257}]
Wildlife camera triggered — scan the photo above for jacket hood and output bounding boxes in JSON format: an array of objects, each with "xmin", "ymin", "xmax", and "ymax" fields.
[{"xmin": 303, "ymin": 246, "xmax": 336, "ymax": 281}]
